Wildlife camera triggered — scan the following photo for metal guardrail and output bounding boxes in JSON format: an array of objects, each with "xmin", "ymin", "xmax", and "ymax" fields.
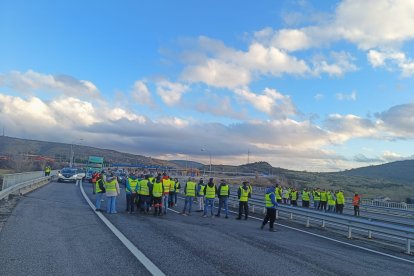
[
  {"xmin": 0, "ymin": 176, "xmax": 51, "ymax": 201},
  {"xmin": 1, "ymin": 170, "xmax": 58, "ymax": 191},
  {"xmin": 224, "ymin": 195, "xmax": 414, "ymax": 254}
]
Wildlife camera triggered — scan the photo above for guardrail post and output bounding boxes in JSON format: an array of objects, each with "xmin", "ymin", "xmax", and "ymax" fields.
[
  {"xmin": 276, "ymin": 210, "xmax": 279, "ymax": 220},
  {"xmin": 407, "ymin": 239, "xmax": 411, "ymax": 255},
  {"xmin": 306, "ymin": 217, "xmax": 310, "ymax": 227},
  {"xmin": 368, "ymin": 230, "xmax": 372, "ymax": 239},
  {"xmin": 290, "ymin": 213, "xmax": 293, "ymax": 220},
  {"xmin": 321, "ymin": 219, "xmax": 325, "ymax": 228},
  {"xmin": 252, "ymin": 205, "xmax": 255, "ymax": 213},
  {"xmin": 348, "ymin": 226, "xmax": 352, "ymax": 239}
]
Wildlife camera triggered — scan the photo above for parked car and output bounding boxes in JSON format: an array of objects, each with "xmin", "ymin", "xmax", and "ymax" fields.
[{"xmin": 57, "ymin": 168, "xmax": 81, "ymax": 183}]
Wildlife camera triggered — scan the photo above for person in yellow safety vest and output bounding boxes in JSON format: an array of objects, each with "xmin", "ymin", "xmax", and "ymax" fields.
[
  {"xmin": 125, "ymin": 171, "xmax": 139, "ymax": 214},
  {"xmin": 94, "ymin": 174, "xmax": 105, "ymax": 212},
  {"xmin": 152, "ymin": 176, "xmax": 164, "ymax": 216},
  {"xmin": 319, "ymin": 189, "xmax": 328, "ymax": 212},
  {"xmin": 171, "ymin": 178, "xmax": 181, "ymax": 207},
  {"xmin": 181, "ymin": 178, "xmax": 197, "ymax": 216},
  {"xmin": 139, "ymin": 175, "xmax": 151, "ymax": 214},
  {"xmin": 275, "ymin": 184, "xmax": 282, "ymax": 203},
  {"xmin": 261, "ymin": 185, "xmax": 279, "ymax": 232},
  {"xmin": 105, "ymin": 173, "xmax": 120, "ymax": 214},
  {"xmin": 162, "ymin": 176, "xmax": 171, "ymax": 215},
  {"xmin": 236, "ymin": 181, "xmax": 251, "ymax": 220},
  {"xmin": 352, "ymin": 193, "xmax": 361, "ymax": 216},
  {"xmin": 202, "ymin": 178, "xmax": 217, "ymax": 218},
  {"xmin": 313, "ymin": 188, "xmax": 321, "ymax": 209},
  {"xmin": 197, "ymin": 178, "xmax": 205, "ymax": 212},
  {"xmin": 327, "ymin": 190, "xmax": 336, "ymax": 212},
  {"xmin": 215, "ymin": 179, "xmax": 230, "ymax": 218},
  {"xmin": 290, "ymin": 188, "xmax": 298, "ymax": 206},
  {"xmin": 336, "ymin": 190, "xmax": 345, "ymax": 214},
  {"xmin": 44, "ymin": 165, "xmax": 51, "ymax": 176},
  {"xmin": 301, "ymin": 188, "xmax": 310, "ymax": 208}
]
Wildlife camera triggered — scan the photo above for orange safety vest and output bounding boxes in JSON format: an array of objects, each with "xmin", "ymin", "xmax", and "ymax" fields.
[{"xmin": 352, "ymin": 195, "xmax": 360, "ymax": 206}]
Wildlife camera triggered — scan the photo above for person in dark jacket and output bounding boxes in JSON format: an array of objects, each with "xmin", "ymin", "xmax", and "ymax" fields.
[
  {"xmin": 261, "ymin": 186, "xmax": 279, "ymax": 231},
  {"xmin": 215, "ymin": 179, "xmax": 230, "ymax": 218},
  {"xmin": 236, "ymin": 181, "xmax": 251, "ymax": 220}
]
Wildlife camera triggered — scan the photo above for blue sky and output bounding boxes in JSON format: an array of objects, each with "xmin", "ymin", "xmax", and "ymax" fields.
[{"xmin": 1, "ymin": 0, "xmax": 414, "ymax": 171}]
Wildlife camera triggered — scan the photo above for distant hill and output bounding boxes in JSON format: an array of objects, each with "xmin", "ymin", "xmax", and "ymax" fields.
[
  {"xmin": 337, "ymin": 160, "xmax": 414, "ymax": 184},
  {"xmin": 0, "ymin": 136, "xmax": 179, "ymax": 171},
  {"xmin": 169, "ymin": 160, "xmax": 204, "ymax": 169}
]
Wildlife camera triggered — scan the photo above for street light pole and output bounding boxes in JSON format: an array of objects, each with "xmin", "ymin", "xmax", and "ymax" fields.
[
  {"xmin": 70, "ymin": 138, "xmax": 83, "ymax": 168},
  {"xmin": 201, "ymin": 148, "xmax": 212, "ymax": 177}
]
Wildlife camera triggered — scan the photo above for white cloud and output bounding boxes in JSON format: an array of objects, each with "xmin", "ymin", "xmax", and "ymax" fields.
[
  {"xmin": 334, "ymin": 0, "xmax": 414, "ymax": 50},
  {"xmin": 324, "ymin": 114, "xmax": 378, "ymax": 143},
  {"xmin": 375, "ymin": 103, "xmax": 414, "ymax": 137},
  {"xmin": 180, "ymin": 37, "xmax": 309, "ymax": 89},
  {"xmin": 156, "ymin": 80, "xmax": 189, "ymax": 106},
  {"xmin": 0, "ymin": 70, "xmax": 100, "ymax": 98},
  {"xmin": 314, "ymin": 93, "xmax": 324, "ymax": 101},
  {"xmin": 336, "ymin": 91, "xmax": 357, "ymax": 101},
  {"xmin": 131, "ymin": 80, "xmax": 155, "ymax": 107},
  {"xmin": 233, "ymin": 87, "xmax": 297, "ymax": 119}
]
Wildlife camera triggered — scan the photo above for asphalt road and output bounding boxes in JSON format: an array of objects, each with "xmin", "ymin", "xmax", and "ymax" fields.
[
  {"xmin": 0, "ymin": 181, "xmax": 150, "ymax": 276},
  {"xmin": 1, "ymin": 180, "xmax": 413, "ymax": 275},
  {"xmin": 81, "ymin": 181, "xmax": 413, "ymax": 275}
]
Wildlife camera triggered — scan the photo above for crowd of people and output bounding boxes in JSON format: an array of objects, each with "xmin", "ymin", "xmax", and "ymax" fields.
[{"xmin": 90, "ymin": 169, "xmax": 362, "ymax": 231}]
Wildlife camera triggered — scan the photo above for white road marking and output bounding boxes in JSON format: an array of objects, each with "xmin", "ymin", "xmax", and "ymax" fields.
[
  {"xmin": 79, "ymin": 181, "xmax": 165, "ymax": 276},
  {"xmin": 174, "ymin": 196, "xmax": 414, "ymax": 264}
]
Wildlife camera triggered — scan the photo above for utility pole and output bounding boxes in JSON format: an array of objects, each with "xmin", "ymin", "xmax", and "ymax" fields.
[{"xmin": 247, "ymin": 149, "xmax": 250, "ymax": 164}]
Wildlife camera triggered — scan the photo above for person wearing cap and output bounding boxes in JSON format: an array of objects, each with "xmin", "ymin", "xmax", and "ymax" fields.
[
  {"xmin": 215, "ymin": 179, "xmax": 230, "ymax": 218},
  {"xmin": 236, "ymin": 181, "xmax": 251, "ymax": 220},
  {"xmin": 352, "ymin": 192, "xmax": 361, "ymax": 216},
  {"xmin": 202, "ymin": 178, "xmax": 217, "ymax": 218},
  {"xmin": 261, "ymin": 185, "xmax": 279, "ymax": 232}
]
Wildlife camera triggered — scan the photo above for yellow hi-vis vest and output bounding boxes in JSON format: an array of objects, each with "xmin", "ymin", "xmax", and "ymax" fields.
[
  {"xmin": 291, "ymin": 191, "xmax": 298, "ymax": 201},
  {"xmin": 302, "ymin": 191, "xmax": 310, "ymax": 201},
  {"xmin": 320, "ymin": 191, "xmax": 327, "ymax": 202},
  {"xmin": 265, "ymin": 192, "xmax": 275, "ymax": 208},
  {"xmin": 170, "ymin": 180, "xmax": 176, "ymax": 192},
  {"xmin": 105, "ymin": 179, "xmax": 117, "ymax": 193},
  {"xmin": 336, "ymin": 192, "xmax": 345, "ymax": 204},
  {"xmin": 152, "ymin": 182, "xmax": 163, "ymax": 197},
  {"xmin": 175, "ymin": 181, "xmax": 180, "ymax": 193},
  {"xmin": 327, "ymin": 192, "xmax": 335, "ymax": 206},
  {"xmin": 127, "ymin": 178, "xmax": 138, "ymax": 193},
  {"xmin": 205, "ymin": 185, "xmax": 216, "ymax": 199},
  {"xmin": 162, "ymin": 179, "xmax": 171, "ymax": 194},
  {"xmin": 219, "ymin": 185, "xmax": 229, "ymax": 196},
  {"xmin": 275, "ymin": 187, "xmax": 282, "ymax": 200},
  {"xmin": 313, "ymin": 191, "xmax": 320, "ymax": 201},
  {"xmin": 95, "ymin": 179, "xmax": 103, "ymax": 193},
  {"xmin": 139, "ymin": 179, "xmax": 150, "ymax": 196},
  {"xmin": 239, "ymin": 186, "xmax": 249, "ymax": 202},
  {"xmin": 186, "ymin": 181, "xmax": 196, "ymax": 197}
]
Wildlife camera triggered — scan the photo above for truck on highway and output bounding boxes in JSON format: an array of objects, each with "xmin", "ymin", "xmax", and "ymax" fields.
[{"xmin": 85, "ymin": 156, "xmax": 104, "ymax": 182}]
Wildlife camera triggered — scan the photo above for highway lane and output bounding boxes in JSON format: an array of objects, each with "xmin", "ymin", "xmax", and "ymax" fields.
[
  {"xmin": 0, "ymin": 181, "xmax": 150, "ymax": 276},
  {"xmin": 82, "ymin": 182, "xmax": 414, "ymax": 275}
]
